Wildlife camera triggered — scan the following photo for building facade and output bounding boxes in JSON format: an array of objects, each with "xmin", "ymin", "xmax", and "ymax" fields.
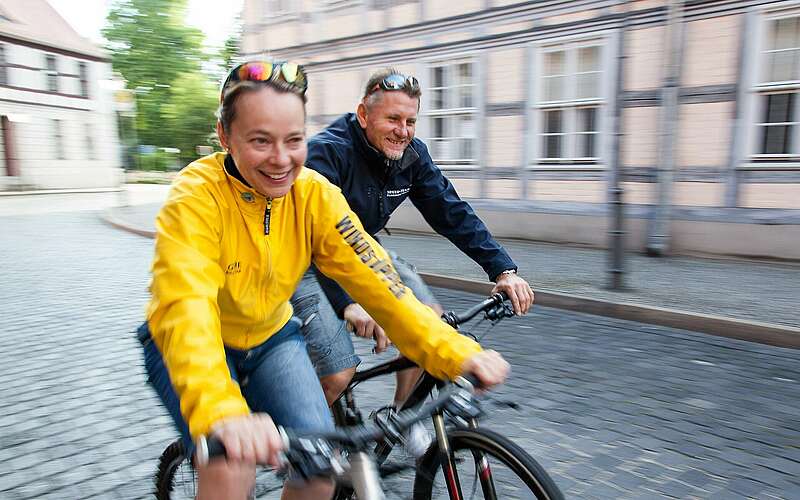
[
  {"xmin": 241, "ymin": 0, "xmax": 800, "ymax": 259},
  {"xmin": 0, "ymin": 0, "xmax": 122, "ymax": 191}
]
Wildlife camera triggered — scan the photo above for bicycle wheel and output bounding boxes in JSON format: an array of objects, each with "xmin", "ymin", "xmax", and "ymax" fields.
[
  {"xmin": 154, "ymin": 439, "xmax": 196, "ymax": 500},
  {"xmin": 413, "ymin": 428, "xmax": 564, "ymax": 500}
]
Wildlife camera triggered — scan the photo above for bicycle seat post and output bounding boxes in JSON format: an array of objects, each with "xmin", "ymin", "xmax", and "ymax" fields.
[{"xmin": 349, "ymin": 451, "xmax": 385, "ymax": 500}]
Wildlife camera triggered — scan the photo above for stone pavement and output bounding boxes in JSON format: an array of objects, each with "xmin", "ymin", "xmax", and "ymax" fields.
[
  {"xmin": 106, "ymin": 196, "xmax": 800, "ymax": 336},
  {"xmin": 1, "ymin": 207, "xmax": 800, "ymax": 498}
]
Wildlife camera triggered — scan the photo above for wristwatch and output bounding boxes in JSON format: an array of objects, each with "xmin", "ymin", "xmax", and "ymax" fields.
[{"xmin": 495, "ymin": 269, "xmax": 517, "ymax": 281}]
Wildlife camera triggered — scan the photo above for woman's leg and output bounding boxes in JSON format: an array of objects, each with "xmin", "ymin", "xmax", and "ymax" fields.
[
  {"xmin": 237, "ymin": 318, "xmax": 336, "ymax": 499},
  {"xmin": 140, "ymin": 322, "xmax": 255, "ymax": 500}
]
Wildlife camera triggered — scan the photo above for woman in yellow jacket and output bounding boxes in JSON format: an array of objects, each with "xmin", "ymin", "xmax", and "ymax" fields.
[{"xmin": 138, "ymin": 61, "xmax": 510, "ymax": 500}]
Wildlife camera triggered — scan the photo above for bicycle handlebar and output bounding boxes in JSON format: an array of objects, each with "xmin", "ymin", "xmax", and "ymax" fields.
[
  {"xmin": 440, "ymin": 291, "xmax": 512, "ymax": 327},
  {"xmin": 196, "ymin": 375, "xmax": 480, "ymax": 463}
]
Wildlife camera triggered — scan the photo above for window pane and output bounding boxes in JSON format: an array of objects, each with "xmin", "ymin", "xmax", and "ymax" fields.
[
  {"xmin": 459, "ymin": 85, "xmax": 473, "ymax": 108},
  {"xmin": 578, "ymin": 46, "xmax": 600, "ymax": 72},
  {"xmin": 544, "ymin": 76, "xmax": 564, "ymax": 101},
  {"xmin": 772, "ymin": 18, "xmax": 799, "ymax": 50},
  {"xmin": 458, "ymin": 63, "xmax": 472, "ymax": 83},
  {"xmin": 578, "ymin": 107, "xmax": 597, "ymax": 132},
  {"xmin": 432, "ymin": 116, "xmax": 445, "ymax": 138},
  {"xmin": 762, "ymin": 125, "xmax": 792, "ymax": 154},
  {"xmin": 458, "ymin": 138, "xmax": 474, "ymax": 159},
  {"xmin": 769, "ymin": 50, "xmax": 795, "ymax": 82},
  {"xmin": 543, "ymin": 135, "xmax": 561, "ymax": 158},
  {"xmin": 576, "ymin": 73, "xmax": 599, "ymax": 99},
  {"xmin": 432, "ymin": 66, "xmax": 445, "ymax": 88},
  {"xmin": 544, "ymin": 109, "xmax": 562, "ymax": 134},
  {"xmin": 456, "ymin": 115, "xmax": 474, "ymax": 137},
  {"xmin": 544, "ymin": 51, "xmax": 564, "ymax": 76},
  {"xmin": 764, "ymin": 93, "xmax": 794, "ymax": 123},
  {"xmin": 577, "ymin": 133, "xmax": 596, "ymax": 157},
  {"xmin": 430, "ymin": 89, "xmax": 444, "ymax": 110}
]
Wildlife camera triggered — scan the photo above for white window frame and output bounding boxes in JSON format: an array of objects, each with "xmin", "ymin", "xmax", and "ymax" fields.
[
  {"xmin": 0, "ymin": 45, "xmax": 7, "ymax": 86},
  {"xmin": 78, "ymin": 61, "xmax": 89, "ymax": 98},
  {"xmin": 424, "ymin": 57, "xmax": 478, "ymax": 168},
  {"xmin": 746, "ymin": 6, "xmax": 800, "ymax": 163},
  {"xmin": 530, "ymin": 36, "xmax": 611, "ymax": 167},
  {"xmin": 264, "ymin": 0, "xmax": 297, "ymax": 20},
  {"xmin": 320, "ymin": 0, "xmax": 363, "ymax": 11},
  {"xmin": 45, "ymin": 54, "xmax": 58, "ymax": 93}
]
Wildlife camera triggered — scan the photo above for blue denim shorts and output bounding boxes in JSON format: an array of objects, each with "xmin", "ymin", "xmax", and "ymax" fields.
[
  {"xmin": 291, "ymin": 250, "xmax": 436, "ymax": 378},
  {"xmin": 139, "ymin": 317, "xmax": 333, "ymax": 455}
]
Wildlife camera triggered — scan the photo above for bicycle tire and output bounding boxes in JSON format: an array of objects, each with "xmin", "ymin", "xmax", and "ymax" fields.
[
  {"xmin": 154, "ymin": 439, "xmax": 188, "ymax": 500},
  {"xmin": 413, "ymin": 428, "xmax": 564, "ymax": 500}
]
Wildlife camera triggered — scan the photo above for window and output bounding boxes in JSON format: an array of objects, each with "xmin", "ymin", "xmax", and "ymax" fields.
[
  {"xmin": 753, "ymin": 16, "xmax": 800, "ymax": 157},
  {"xmin": 536, "ymin": 42, "xmax": 603, "ymax": 163},
  {"xmin": 53, "ymin": 119, "xmax": 64, "ymax": 159},
  {"xmin": 0, "ymin": 45, "xmax": 7, "ymax": 86},
  {"xmin": 79, "ymin": 62, "xmax": 89, "ymax": 98},
  {"xmin": 45, "ymin": 54, "xmax": 58, "ymax": 92},
  {"xmin": 426, "ymin": 60, "xmax": 477, "ymax": 166},
  {"xmin": 265, "ymin": 0, "xmax": 293, "ymax": 17}
]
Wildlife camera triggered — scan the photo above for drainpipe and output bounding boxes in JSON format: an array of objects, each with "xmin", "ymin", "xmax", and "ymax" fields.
[
  {"xmin": 646, "ymin": 0, "xmax": 684, "ymax": 256},
  {"xmin": 607, "ymin": 3, "xmax": 629, "ymax": 290}
]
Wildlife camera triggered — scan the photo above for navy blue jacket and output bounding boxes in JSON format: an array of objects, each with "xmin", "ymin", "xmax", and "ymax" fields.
[{"xmin": 307, "ymin": 113, "xmax": 517, "ymax": 315}]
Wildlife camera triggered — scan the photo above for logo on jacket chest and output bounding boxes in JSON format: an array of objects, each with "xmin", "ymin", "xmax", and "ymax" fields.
[
  {"xmin": 386, "ymin": 186, "xmax": 411, "ymax": 197},
  {"xmin": 225, "ymin": 261, "xmax": 242, "ymax": 275}
]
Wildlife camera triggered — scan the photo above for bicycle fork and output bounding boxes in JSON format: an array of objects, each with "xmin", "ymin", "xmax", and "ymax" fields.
[{"xmin": 433, "ymin": 413, "xmax": 498, "ymax": 500}]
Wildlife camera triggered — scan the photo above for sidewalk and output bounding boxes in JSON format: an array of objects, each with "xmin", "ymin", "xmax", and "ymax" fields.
[{"xmin": 104, "ymin": 199, "xmax": 800, "ymax": 348}]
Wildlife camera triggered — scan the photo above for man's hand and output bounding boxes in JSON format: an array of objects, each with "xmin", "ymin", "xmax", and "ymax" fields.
[
  {"xmin": 343, "ymin": 303, "xmax": 391, "ymax": 353},
  {"xmin": 461, "ymin": 350, "xmax": 510, "ymax": 389},
  {"xmin": 210, "ymin": 413, "xmax": 283, "ymax": 467},
  {"xmin": 492, "ymin": 272, "xmax": 534, "ymax": 316}
]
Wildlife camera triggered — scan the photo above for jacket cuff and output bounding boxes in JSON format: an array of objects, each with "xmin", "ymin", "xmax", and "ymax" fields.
[{"xmin": 488, "ymin": 262, "xmax": 518, "ymax": 283}]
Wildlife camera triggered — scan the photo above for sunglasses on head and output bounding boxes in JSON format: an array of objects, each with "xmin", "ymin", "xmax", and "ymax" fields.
[
  {"xmin": 366, "ymin": 73, "xmax": 420, "ymax": 97},
  {"xmin": 220, "ymin": 61, "xmax": 308, "ymax": 102}
]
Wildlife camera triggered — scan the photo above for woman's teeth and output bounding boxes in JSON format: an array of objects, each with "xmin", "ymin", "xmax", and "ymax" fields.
[{"xmin": 265, "ymin": 172, "xmax": 289, "ymax": 180}]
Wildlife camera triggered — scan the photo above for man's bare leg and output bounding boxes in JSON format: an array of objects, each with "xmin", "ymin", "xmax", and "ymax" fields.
[{"xmin": 319, "ymin": 366, "xmax": 356, "ymax": 406}]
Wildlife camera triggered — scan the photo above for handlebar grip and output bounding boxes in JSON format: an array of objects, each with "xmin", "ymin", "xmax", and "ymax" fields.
[
  {"xmin": 195, "ymin": 435, "xmax": 227, "ymax": 467},
  {"xmin": 455, "ymin": 373, "xmax": 483, "ymax": 391}
]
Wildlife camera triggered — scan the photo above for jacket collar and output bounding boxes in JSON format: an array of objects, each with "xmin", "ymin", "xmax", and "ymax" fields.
[
  {"xmin": 346, "ymin": 113, "xmax": 419, "ymax": 174},
  {"xmin": 223, "ymin": 153, "xmax": 268, "ymax": 210}
]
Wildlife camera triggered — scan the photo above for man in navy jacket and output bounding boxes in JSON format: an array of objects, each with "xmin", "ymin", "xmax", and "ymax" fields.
[{"xmin": 290, "ymin": 68, "xmax": 534, "ymax": 416}]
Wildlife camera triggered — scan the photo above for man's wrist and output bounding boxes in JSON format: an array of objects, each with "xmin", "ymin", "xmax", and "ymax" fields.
[{"xmin": 494, "ymin": 269, "xmax": 517, "ymax": 282}]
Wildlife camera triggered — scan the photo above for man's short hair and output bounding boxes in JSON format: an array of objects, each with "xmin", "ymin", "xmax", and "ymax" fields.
[{"xmin": 363, "ymin": 68, "xmax": 422, "ymax": 106}]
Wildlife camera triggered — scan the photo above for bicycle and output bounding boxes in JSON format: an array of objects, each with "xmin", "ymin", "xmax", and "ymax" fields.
[{"xmin": 154, "ymin": 292, "xmax": 564, "ymax": 499}]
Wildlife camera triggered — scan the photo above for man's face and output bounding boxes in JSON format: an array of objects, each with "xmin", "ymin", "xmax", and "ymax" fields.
[
  {"xmin": 218, "ymin": 86, "xmax": 307, "ymax": 199},
  {"xmin": 356, "ymin": 91, "xmax": 419, "ymax": 160}
]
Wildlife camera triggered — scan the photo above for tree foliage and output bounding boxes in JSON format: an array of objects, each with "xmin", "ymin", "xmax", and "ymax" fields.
[
  {"xmin": 103, "ymin": 0, "xmax": 206, "ymax": 148},
  {"xmin": 162, "ymin": 74, "xmax": 219, "ymax": 164}
]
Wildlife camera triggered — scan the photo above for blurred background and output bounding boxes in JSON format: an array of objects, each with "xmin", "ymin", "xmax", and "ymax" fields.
[{"xmin": 0, "ymin": 0, "xmax": 797, "ymax": 261}]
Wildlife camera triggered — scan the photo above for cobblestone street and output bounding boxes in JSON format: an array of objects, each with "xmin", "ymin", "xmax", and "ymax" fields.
[{"xmin": 1, "ymin": 209, "xmax": 799, "ymax": 499}]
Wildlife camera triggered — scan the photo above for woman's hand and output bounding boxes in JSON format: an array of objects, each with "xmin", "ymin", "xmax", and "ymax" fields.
[
  {"xmin": 461, "ymin": 350, "xmax": 510, "ymax": 389},
  {"xmin": 210, "ymin": 413, "xmax": 284, "ymax": 467}
]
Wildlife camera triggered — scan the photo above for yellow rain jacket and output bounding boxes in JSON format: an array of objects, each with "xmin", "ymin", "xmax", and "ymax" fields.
[{"xmin": 146, "ymin": 152, "xmax": 482, "ymax": 439}]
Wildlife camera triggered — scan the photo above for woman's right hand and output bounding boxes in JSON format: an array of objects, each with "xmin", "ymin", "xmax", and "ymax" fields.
[
  {"xmin": 461, "ymin": 349, "xmax": 510, "ymax": 389},
  {"xmin": 210, "ymin": 413, "xmax": 284, "ymax": 467}
]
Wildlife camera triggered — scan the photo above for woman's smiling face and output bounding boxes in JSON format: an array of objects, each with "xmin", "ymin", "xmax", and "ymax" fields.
[{"xmin": 218, "ymin": 86, "xmax": 307, "ymax": 198}]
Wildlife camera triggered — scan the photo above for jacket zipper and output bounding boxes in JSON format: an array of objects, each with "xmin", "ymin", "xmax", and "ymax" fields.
[{"xmin": 264, "ymin": 198, "xmax": 272, "ymax": 235}]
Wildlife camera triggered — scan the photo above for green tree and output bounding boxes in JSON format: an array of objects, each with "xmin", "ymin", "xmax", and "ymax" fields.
[
  {"xmin": 103, "ymin": 0, "xmax": 205, "ymax": 147},
  {"xmin": 162, "ymin": 74, "xmax": 219, "ymax": 165}
]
